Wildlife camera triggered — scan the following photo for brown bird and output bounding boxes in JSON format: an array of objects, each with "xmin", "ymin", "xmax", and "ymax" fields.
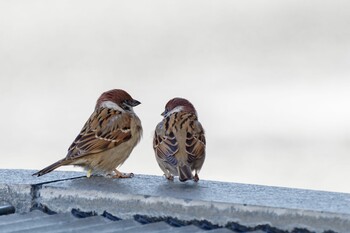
[
  {"xmin": 33, "ymin": 89, "xmax": 142, "ymax": 178},
  {"xmin": 153, "ymin": 98, "xmax": 206, "ymax": 182}
]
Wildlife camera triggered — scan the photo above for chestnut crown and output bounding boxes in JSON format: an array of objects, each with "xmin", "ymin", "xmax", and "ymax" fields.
[
  {"xmin": 162, "ymin": 97, "xmax": 197, "ymax": 117},
  {"xmin": 96, "ymin": 89, "xmax": 140, "ymax": 111}
]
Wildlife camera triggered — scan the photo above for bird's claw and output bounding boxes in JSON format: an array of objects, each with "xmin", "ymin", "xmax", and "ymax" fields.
[
  {"xmin": 112, "ymin": 171, "xmax": 134, "ymax": 178},
  {"xmin": 193, "ymin": 173, "xmax": 199, "ymax": 182},
  {"xmin": 164, "ymin": 174, "xmax": 174, "ymax": 181}
]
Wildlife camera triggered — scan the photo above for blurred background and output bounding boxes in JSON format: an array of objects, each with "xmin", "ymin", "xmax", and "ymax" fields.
[{"xmin": 1, "ymin": 0, "xmax": 350, "ymax": 193}]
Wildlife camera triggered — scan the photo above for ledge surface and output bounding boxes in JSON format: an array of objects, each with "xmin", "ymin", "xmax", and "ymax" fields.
[{"xmin": 1, "ymin": 169, "xmax": 350, "ymax": 232}]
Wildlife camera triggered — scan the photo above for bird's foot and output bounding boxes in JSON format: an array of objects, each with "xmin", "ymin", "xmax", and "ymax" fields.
[
  {"xmin": 193, "ymin": 173, "xmax": 199, "ymax": 182},
  {"xmin": 164, "ymin": 174, "xmax": 174, "ymax": 181},
  {"xmin": 112, "ymin": 170, "xmax": 134, "ymax": 178}
]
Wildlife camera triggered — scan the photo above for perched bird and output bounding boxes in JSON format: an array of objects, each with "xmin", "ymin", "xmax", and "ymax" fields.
[
  {"xmin": 153, "ymin": 98, "xmax": 206, "ymax": 182},
  {"xmin": 33, "ymin": 89, "xmax": 142, "ymax": 178}
]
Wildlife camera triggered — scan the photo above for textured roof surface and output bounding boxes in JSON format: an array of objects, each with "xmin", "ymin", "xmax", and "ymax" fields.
[{"xmin": 0, "ymin": 210, "xmax": 265, "ymax": 233}]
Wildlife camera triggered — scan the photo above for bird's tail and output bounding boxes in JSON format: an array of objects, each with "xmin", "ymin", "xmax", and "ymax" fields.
[
  {"xmin": 32, "ymin": 159, "xmax": 66, "ymax": 177},
  {"xmin": 178, "ymin": 165, "xmax": 193, "ymax": 182}
]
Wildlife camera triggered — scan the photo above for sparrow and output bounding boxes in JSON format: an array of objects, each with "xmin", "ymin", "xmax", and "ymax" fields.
[
  {"xmin": 33, "ymin": 89, "xmax": 142, "ymax": 178},
  {"xmin": 153, "ymin": 98, "xmax": 206, "ymax": 182}
]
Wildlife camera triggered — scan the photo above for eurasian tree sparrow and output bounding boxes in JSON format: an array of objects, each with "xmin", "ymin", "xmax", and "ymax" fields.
[
  {"xmin": 33, "ymin": 89, "xmax": 142, "ymax": 178},
  {"xmin": 153, "ymin": 98, "xmax": 206, "ymax": 182}
]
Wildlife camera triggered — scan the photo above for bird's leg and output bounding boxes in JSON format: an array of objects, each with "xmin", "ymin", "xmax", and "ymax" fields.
[
  {"xmin": 163, "ymin": 171, "xmax": 174, "ymax": 181},
  {"xmin": 112, "ymin": 169, "xmax": 134, "ymax": 178},
  {"xmin": 86, "ymin": 169, "xmax": 92, "ymax": 178},
  {"xmin": 193, "ymin": 173, "xmax": 199, "ymax": 182}
]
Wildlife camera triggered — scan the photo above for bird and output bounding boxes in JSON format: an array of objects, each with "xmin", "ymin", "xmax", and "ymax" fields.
[
  {"xmin": 153, "ymin": 97, "xmax": 206, "ymax": 182},
  {"xmin": 33, "ymin": 89, "xmax": 143, "ymax": 178}
]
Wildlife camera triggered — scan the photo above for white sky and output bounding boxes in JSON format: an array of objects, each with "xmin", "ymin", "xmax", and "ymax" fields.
[{"xmin": 1, "ymin": 0, "xmax": 350, "ymax": 193}]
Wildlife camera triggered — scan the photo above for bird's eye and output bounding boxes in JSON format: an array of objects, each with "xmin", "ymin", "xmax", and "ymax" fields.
[{"xmin": 122, "ymin": 101, "xmax": 131, "ymax": 111}]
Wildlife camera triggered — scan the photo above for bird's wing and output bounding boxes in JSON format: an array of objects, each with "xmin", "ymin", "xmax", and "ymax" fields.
[
  {"xmin": 66, "ymin": 108, "xmax": 132, "ymax": 160},
  {"xmin": 186, "ymin": 120, "xmax": 206, "ymax": 164},
  {"xmin": 153, "ymin": 122, "xmax": 179, "ymax": 166}
]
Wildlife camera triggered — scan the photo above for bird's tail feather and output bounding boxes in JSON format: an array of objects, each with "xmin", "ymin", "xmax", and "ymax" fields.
[
  {"xmin": 32, "ymin": 159, "xmax": 66, "ymax": 177},
  {"xmin": 178, "ymin": 165, "xmax": 193, "ymax": 182}
]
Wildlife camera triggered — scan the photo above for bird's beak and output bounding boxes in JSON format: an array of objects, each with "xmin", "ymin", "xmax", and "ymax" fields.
[
  {"xmin": 128, "ymin": 99, "xmax": 141, "ymax": 107},
  {"xmin": 161, "ymin": 109, "xmax": 168, "ymax": 116}
]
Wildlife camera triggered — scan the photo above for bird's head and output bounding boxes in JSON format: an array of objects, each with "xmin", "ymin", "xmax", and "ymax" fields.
[
  {"xmin": 96, "ymin": 89, "xmax": 141, "ymax": 112},
  {"xmin": 162, "ymin": 97, "xmax": 197, "ymax": 117}
]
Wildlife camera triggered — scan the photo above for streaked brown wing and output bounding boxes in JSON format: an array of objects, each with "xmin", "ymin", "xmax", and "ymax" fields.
[
  {"xmin": 186, "ymin": 121, "xmax": 206, "ymax": 164},
  {"xmin": 153, "ymin": 123, "xmax": 179, "ymax": 166},
  {"xmin": 66, "ymin": 108, "xmax": 132, "ymax": 160}
]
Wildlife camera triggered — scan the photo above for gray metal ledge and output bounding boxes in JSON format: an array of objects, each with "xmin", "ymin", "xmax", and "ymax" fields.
[{"xmin": 0, "ymin": 169, "xmax": 349, "ymax": 232}]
